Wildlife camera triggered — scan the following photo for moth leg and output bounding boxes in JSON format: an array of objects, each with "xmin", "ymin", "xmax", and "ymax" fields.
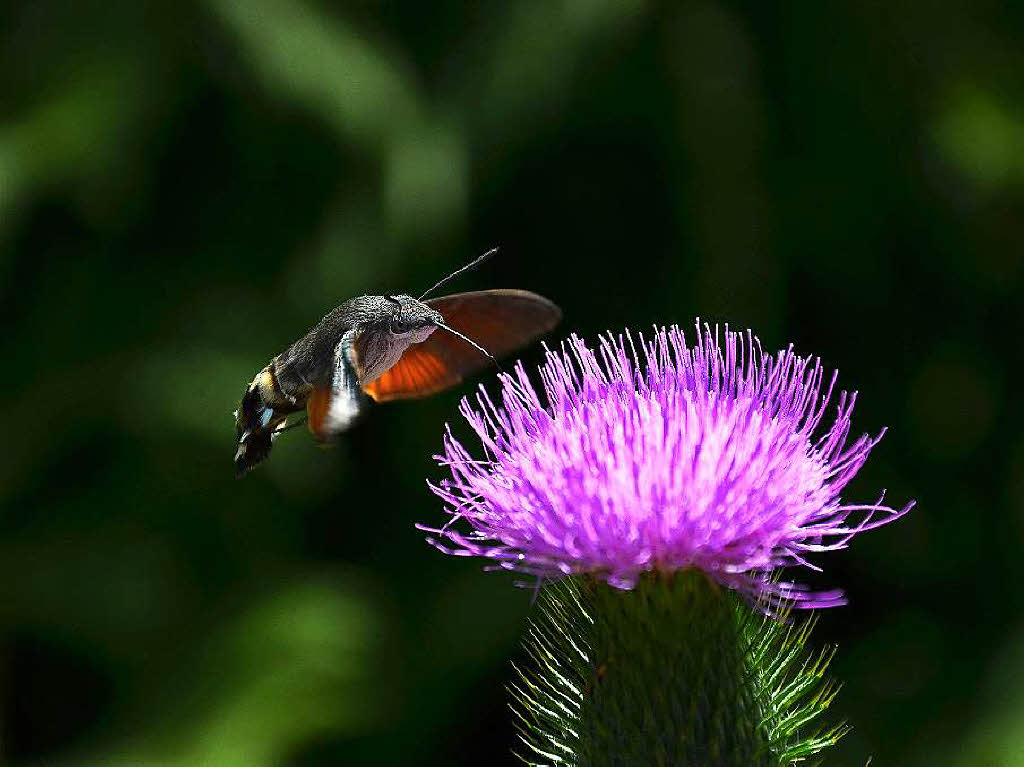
[{"xmin": 274, "ymin": 416, "xmax": 307, "ymax": 434}]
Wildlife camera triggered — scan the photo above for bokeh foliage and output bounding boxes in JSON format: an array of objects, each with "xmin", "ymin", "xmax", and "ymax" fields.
[{"xmin": 2, "ymin": 0, "xmax": 1023, "ymax": 764}]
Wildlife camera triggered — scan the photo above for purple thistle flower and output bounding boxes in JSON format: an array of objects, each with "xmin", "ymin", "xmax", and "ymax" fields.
[{"xmin": 423, "ymin": 323, "xmax": 913, "ymax": 608}]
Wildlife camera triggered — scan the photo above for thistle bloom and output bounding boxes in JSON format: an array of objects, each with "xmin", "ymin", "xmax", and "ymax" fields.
[{"xmin": 425, "ymin": 323, "xmax": 913, "ymax": 608}]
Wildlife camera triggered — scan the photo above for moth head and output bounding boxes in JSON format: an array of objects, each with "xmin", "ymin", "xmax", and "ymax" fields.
[
  {"xmin": 382, "ymin": 294, "xmax": 444, "ymax": 338},
  {"xmin": 381, "ymin": 293, "xmax": 500, "ymax": 368}
]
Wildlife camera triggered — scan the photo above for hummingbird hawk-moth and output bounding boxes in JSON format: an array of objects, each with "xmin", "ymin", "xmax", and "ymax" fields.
[{"xmin": 233, "ymin": 250, "xmax": 561, "ymax": 477}]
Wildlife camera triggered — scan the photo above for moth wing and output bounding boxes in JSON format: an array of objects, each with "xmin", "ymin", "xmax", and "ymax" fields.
[
  {"xmin": 307, "ymin": 335, "xmax": 364, "ymax": 441},
  {"xmin": 361, "ymin": 343, "xmax": 464, "ymax": 402},
  {"xmin": 363, "ymin": 289, "xmax": 561, "ymax": 403}
]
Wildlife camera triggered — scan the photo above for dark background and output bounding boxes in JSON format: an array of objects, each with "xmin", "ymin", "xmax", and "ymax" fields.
[{"xmin": 2, "ymin": 1, "xmax": 1022, "ymax": 764}]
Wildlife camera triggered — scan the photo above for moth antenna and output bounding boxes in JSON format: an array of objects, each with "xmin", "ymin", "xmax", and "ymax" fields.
[
  {"xmin": 418, "ymin": 247, "xmax": 500, "ymax": 300},
  {"xmin": 435, "ymin": 321, "xmax": 503, "ymax": 371}
]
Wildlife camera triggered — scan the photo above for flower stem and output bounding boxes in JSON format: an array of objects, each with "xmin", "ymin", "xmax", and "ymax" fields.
[{"xmin": 512, "ymin": 571, "xmax": 845, "ymax": 766}]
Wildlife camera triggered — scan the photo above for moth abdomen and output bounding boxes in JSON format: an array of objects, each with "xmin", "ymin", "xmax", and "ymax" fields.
[
  {"xmin": 234, "ymin": 429, "xmax": 274, "ymax": 478},
  {"xmin": 236, "ymin": 384, "xmax": 268, "ymax": 434},
  {"xmin": 233, "ymin": 365, "xmax": 303, "ymax": 477}
]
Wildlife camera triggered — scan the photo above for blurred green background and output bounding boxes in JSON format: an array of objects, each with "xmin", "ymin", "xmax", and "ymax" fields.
[{"xmin": 2, "ymin": 0, "xmax": 1023, "ymax": 764}]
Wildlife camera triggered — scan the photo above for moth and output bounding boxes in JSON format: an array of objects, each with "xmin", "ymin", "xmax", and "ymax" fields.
[{"xmin": 233, "ymin": 250, "xmax": 561, "ymax": 477}]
